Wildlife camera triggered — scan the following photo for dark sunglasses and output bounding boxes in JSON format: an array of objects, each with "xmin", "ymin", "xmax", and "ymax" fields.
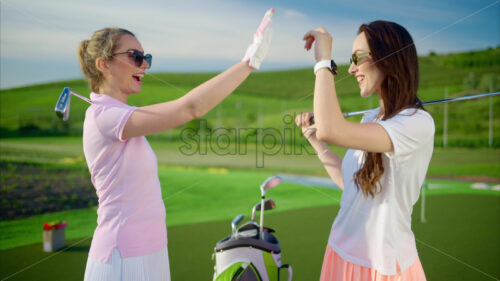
[
  {"xmin": 350, "ymin": 52, "xmax": 371, "ymax": 65},
  {"xmin": 112, "ymin": 50, "xmax": 152, "ymax": 69}
]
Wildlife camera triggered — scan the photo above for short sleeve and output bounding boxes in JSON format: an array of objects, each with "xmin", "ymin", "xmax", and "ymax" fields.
[
  {"xmin": 93, "ymin": 105, "xmax": 137, "ymax": 142},
  {"xmin": 377, "ymin": 109, "xmax": 435, "ymax": 158}
]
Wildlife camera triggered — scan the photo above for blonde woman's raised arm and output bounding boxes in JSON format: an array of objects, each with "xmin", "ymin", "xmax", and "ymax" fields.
[{"xmin": 123, "ymin": 9, "xmax": 274, "ymax": 139}]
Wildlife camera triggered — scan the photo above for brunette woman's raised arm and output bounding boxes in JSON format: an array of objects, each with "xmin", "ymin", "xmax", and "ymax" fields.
[{"xmin": 303, "ymin": 27, "xmax": 393, "ymax": 153}]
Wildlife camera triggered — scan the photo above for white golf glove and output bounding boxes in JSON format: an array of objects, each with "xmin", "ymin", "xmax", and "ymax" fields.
[{"xmin": 242, "ymin": 8, "xmax": 274, "ymax": 70}]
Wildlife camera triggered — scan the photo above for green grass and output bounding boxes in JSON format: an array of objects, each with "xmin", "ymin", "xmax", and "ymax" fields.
[
  {"xmin": 428, "ymin": 148, "xmax": 500, "ymax": 178},
  {"xmin": 1, "ymin": 137, "xmax": 499, "ymax": 177},
  {"xmin": 0, "ymin": 194, "xmax": 498, "ymax": 281},
  {"xmin": 0, "ymin": 165, "xmax": 342, "ymax": 250},
  {"xmin": 1, "ymin": 159, "xmax": 497, "ymax": 251}
]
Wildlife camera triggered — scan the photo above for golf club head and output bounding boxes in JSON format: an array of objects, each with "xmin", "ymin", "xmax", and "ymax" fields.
[
  {"xmin": 251, "ymin": 199, "xmax": 276, "ymax": 221},
  {"xmin": 55, "ymin": 87, "xmax": 71, "ymax": 121},
  {"xmin": 231, "ymin": 214, "xmax": 244, "ymax": 235},
  {"xmin": 235, "ymin": 229, "xmax": 258, "ymax": 239},
  {"xmin": 260, "ymin": 176, "xmax": 282, "ymax": 197},
  {"xmin": 237, "ymin": 221, "xmax": 259, "ymax": 232}
]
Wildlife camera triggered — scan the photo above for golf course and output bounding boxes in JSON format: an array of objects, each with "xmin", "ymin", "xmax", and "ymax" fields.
[{"xmin": 1, "ymin": 48, "xmax": 499, "ymax": 280}]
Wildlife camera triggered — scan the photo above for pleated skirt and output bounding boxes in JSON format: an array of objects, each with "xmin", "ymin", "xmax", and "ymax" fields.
[
  {"xmin": 84, "ymin": 247, "xmax": 170, "ymax": 281},
  {"xmin": 320, "ymin": 245, "xmax": 427, "ymax": 281}
]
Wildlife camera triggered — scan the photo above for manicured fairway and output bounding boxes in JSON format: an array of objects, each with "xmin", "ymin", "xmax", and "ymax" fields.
[
  {"xmin": 0, "ymin": 165, "xmax": 343, "ymax": 250},
  {"xmin": 1, "ymin": 161, "xmax": 497, "ymax": 251},
  {"xmin": 1, "ymin": 137, "xmax": 499, "ymax": 177},
  {"xmin": 1, "ymin": 193, "xmax": 499, "ymax": 281}
]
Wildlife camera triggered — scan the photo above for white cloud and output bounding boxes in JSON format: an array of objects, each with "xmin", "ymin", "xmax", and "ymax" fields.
[
  {"xmin": 1, "ymin": 0, "xmax": 291, "ymax": 62},
  {"xmin": 0, "ymin": 0, "xmax": 344, "ymax": 71},
  {"xmin": 283, "ymin": 9, "xmax": 307, "ymax": 19},
  {"xmin": 0, "ymin": 0, "xmax": 498, "ymax": 89}
]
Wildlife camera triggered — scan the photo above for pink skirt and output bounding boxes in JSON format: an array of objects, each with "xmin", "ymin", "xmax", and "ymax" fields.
[{"xmin": 320, "ymin": 245, "xmax": 427, "ymax": 281}]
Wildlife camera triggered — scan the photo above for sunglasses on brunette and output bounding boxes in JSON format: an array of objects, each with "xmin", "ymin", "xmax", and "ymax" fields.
[
  {"xmin": 350, "ymin": 52, "xmax": 371, "ymax": 65},
  {"xmin": 112, "ymin": 50, "xmax": 152, "ymax": 69}
]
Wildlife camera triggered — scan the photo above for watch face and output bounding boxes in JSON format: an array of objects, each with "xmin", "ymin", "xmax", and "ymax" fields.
[{"xmin": 331, "ymin": 60, "xmax": 338, "ymax": 75}]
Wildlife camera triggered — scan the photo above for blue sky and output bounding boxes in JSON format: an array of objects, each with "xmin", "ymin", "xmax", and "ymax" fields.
[{"xmin": 0, "ymin": 0, "xmax": 498, "ymax": 89}]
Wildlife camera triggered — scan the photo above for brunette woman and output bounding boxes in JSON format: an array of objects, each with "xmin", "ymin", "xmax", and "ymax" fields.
[{"xmin": 297, "ymin": 21, "xmax": 433, "ymax": 281}]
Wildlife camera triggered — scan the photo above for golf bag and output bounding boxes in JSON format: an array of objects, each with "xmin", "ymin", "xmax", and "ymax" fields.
[{"xmin": 212, "ymin": 230, "xmax": 292, "ymax": 281}]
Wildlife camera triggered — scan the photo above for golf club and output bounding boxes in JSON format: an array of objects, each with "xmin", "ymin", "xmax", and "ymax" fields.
[
  {"xmin": 231, "ymin": 214, "xmax": 245, "ymax": 237},
  {"xmin": 259, "ymin": 176, "xmax": 282, "ymax": 239},
  {"xmin": 308, "ymin": 91, "xmax": 500, "ymax": 123},
  {"xmin": 213, "ymin": 173, "xmax": 292, "ymax": 281},
  {"xmin": 235, "ymin": 229, "xmax": 259, "ymax": 239},
  {"xmin": 251, "ymin": 199, "xmax": 276, "ymax": 221},
  {"xmin": 54, "ymin": 87, "xmax": 92, "ymax": 121},
  {"xmin": 238, "ymin": 221, "xmax": 260, "ymax": 232}
]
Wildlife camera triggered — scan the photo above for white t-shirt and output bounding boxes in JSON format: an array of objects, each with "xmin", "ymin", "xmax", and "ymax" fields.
[{"xmin": 329, "ymin": 107, "xmax": 435, "ymax": 275}]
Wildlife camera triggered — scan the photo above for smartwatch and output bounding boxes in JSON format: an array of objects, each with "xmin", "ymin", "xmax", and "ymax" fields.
[{"xmin": 314, "ymin": 59, "xmax": 337, "ymax": 76}]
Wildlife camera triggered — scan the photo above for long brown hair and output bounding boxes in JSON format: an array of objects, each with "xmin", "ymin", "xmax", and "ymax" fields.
[{"xmin": 353, "ymin": 20, "xmax": 423, "ymax": 197}]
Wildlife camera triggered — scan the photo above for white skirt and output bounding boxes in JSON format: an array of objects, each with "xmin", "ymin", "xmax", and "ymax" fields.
[{"xmin": 84, "ymin": 247, "xmax": 170, "ymax": 281}]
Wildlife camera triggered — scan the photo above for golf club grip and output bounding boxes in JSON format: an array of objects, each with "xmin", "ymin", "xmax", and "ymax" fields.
[{"xmin": 309, "ymin": 116, "xmax": 315, "ymax": 124}]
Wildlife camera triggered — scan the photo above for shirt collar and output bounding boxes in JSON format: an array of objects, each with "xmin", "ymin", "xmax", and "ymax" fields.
[
  {"xmin": 90, "ymin": 92, "xmax": 128, "ymax": 106},
  {"xmin": 363, "ymin": 107, "xmax": 381, "ymax": 122}
]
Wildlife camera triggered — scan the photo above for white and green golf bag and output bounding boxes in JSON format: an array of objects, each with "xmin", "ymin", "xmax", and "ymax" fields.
[{"xmin": 212, "ymin": 230, "xmax": 292, "ymax": 281}]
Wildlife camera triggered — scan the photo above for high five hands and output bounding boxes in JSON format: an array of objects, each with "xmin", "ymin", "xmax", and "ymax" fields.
[
  {"xmin": 303, "ymin": 27, "xmax": 333, "ymax": 62},
  {"xmin": 297, "ymin": 27, "xmax": 334, "ymax": 137},
  {"xmin": 244, "ymin": 13, "xmax": 334, "ymax": 140},
  {"xmin": 242, "ymin": 8, "xmax": 274, "ymax": 70}
]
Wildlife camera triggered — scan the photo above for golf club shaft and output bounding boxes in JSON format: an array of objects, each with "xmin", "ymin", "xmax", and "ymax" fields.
[
  {"xmin": 260, "ymin": 197, "xmax": 264, "ymax": 239},
  {"xmin": 309, "ymin": 92, "xmax": 499, "ymax": 123},
  {"xmin": 55, "ymin": 87, "xmax": 94, "ymax": 121},
  {"xmin": 344, "ymin": 92, "xmax": 500, "ymax": 118},
  {"xmin": 258, "ymin": 176, "xmax": 282, "ymax": 240},
  {"xmin": 69, "ymin": 89, "xmax": 93, "ymax": 104}
]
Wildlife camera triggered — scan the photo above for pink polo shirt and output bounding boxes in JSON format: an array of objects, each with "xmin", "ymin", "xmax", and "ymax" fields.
[{"xmin": 83, "ymin": 92, "xmax": 167, "ymax": 263}]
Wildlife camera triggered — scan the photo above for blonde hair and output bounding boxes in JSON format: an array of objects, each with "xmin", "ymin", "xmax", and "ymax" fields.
[{"xmin": 77, "ymin": 28, "xmax": 135, "ymax": 92}]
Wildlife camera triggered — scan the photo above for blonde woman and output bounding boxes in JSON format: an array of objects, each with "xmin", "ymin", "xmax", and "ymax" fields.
[{"xmin": 78, "ymin": 9, "xmax": 273, "ymax": 281}]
